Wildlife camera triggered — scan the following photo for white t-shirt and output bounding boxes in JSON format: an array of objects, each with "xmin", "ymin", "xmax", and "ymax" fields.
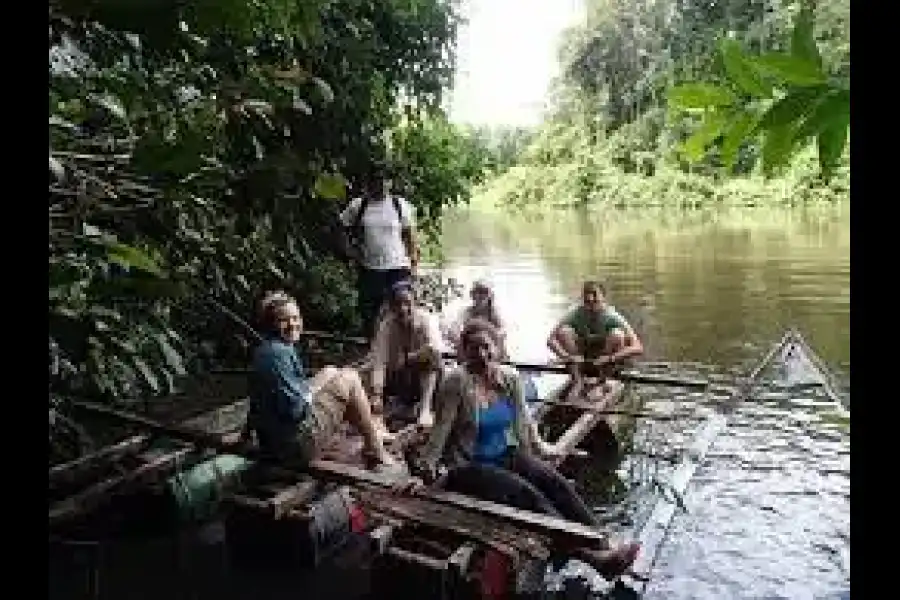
[{"xmin": 339, "ymin": 195, "xmax": 415, "ymax": 271}]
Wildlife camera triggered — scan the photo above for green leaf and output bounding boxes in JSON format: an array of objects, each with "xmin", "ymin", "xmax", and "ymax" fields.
[
  {"xmin": 791, "ymin": 1, "xmax": 822, "ymax": 69},
  {"xmin": 761, "ymin": 124, "xmax": 798, "ymax": 177},
  {"xmin": 86, "ymin": 93, "xmax": 128, "ymax": 122},
  {"xmin": 312, "ymin": 77, "xmax": 334, "ymax": 104},
  {"xmin": 155, "ymin": 334, "xmax": 187, "ymax": 376},
  {"xmin": 720, "ymin": 112, "xmax": 759, "ymax": 170},
  {"xmin": 106, "ymin": 242, "xmax": 165, "ymax": 277},
  {"xmin": 131, "ymin": 357, "xmax": 160, "ymax": 394},
  {"xmin": 49, "ymin": 155, "xmax": 66, "ymax": 182},
  {"xmin": 667, "ymin": 83, "xmax": 738, "ymax": 111},
  {"xmin": 817, "ymin": 116, "xmax": 849, "ymax": 179},
  {"xmin": 750, "ymin": 53, "xmax": 826, "ymax": 87},
  {"xmin": 793, "ymin": 89, "xmax": 850, "ymax": 143},
  {"xmin": 680, "ymin": 112, "xmax": 729, "ymax": 163},
  {"xmin": 757, "ymin": 87, "xmax": 829, "ymax": 130},
  {"xmin": 314, "ymin": 172, "xmax": 347, "ymax": 201},
  {"xmin": 719, "ymin": 39, "xmax": 772, "ymax": 98}
]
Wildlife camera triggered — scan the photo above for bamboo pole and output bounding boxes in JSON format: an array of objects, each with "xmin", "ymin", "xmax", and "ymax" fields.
[{"xmin": 622, "ymin": 331, "xmax": 796, "ymax": 589}]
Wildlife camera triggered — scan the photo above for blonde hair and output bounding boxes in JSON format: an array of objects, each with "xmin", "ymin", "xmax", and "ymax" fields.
[{"xmin": 257, "ymin": 290, "xmax": 296, "ymax": 333}]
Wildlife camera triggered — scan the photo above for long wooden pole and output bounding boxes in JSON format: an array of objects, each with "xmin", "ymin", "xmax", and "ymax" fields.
[
  {"xmin": 621, "ymin": 330, "xmax": 796, "ymax": 588},
  {"xmin": 57, "ymin": 400, "xmax": 609, "ymax": 548},
  {"xmin": 300, "ymin": 329, "xmax": 709, "ymax": 388}
]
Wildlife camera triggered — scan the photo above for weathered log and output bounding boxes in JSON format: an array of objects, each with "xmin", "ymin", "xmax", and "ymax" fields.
[
  {"xmin": 49, "ymin": 446, "xmax": 195, "ymax": 524},
  {"xmin": 49, "ymin": 433, "xmax": 152, "ymax": 487}
]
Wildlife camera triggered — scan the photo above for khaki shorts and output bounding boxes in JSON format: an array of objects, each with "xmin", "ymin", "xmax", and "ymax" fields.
[{"xmin": 292, "ymin": 367, "xmax": 347, "ymax": 459}]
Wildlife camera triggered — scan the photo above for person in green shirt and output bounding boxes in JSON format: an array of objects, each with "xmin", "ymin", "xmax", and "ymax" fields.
[{"xmin": 546, "ymin": 280, "xmax": 644, "ymax": 380}]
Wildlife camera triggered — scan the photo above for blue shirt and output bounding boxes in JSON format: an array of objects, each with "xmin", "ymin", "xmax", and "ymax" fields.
[
  {"xmin": 249, "ymin": 338, "xmax": 313, "ymax": 448},
  {"xmin": 471, "ymin": 396, "xmax": 516, "ymax": 466}
]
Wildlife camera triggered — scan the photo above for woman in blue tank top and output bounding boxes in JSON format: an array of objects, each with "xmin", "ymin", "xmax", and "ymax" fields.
[{"xmin": 408, "ymin": 318, "xmax": 641, "ymax": 580}]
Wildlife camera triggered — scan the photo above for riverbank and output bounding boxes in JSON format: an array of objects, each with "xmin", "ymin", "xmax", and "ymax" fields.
[{"xmin": 466, "ymin": 149, "xmax": 850, "ymax": 214}]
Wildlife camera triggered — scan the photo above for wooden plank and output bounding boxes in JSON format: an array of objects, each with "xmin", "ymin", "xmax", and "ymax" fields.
[
  {"xmin": 49, "ymin": 433, "xmax": 152, "ymax": 486},
  {"xmin": 49, "ymin": 446, "xmax": 195, "ymax": 524},
  {"xmin": 63, "ymin": 399, "xmax": 612, "ymax": 550},
  {"xmin": 359, "ymin": 488, "xmax": 551, "ymax": 560},
  {"xmin": 49, "ymin": 398, "xmax": 247, "ymax": 488},
  {"xmin": 550, "ymin": 380, "xmax": 625, "ymax": 467},
  {"xmin": 269, "ymin": 479, "xmax": 318, "ymax": 519},
  {"xmin": 621, "ymin": 332, "xmax": 795, "ymax": 589}
]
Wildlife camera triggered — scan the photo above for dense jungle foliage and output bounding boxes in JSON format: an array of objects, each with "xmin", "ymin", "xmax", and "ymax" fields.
[
  {"xmin": 48, "ymin": 0, "xmax": 489, "ymax": 462},
  {"xmin": 473, "ymin": 0, "xmax": 850, "ymax": 210}
]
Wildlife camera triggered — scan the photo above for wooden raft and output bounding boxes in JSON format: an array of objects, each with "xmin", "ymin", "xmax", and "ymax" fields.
[{"xmin": 48, "ymin": 399, "xmax": 249, "ymax": 527}]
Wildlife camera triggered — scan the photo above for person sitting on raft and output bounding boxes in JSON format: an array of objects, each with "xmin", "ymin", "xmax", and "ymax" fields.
[
  {"xmin": 445, "ymin": 279, "xmax": 509, "ymax": 360},
  {"xmin": 547, "ymin": 280, "xmax": 644, "ymax": 383},
  {"xmin": 248, "ymin": 290, "xmax": 399, "ymax": 470},
  {"xmin": 404, "ymin": 318, "xmax": 641, "ymax": 579},
  {"xmin": 367, "ymin": 280, "xmax": 443, "ymax": 428}
]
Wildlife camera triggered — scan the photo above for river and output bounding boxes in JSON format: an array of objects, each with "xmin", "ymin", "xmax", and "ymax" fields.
[{"xmin": 438, "ymin": 204, "xmax": 850, "ymax": 600}]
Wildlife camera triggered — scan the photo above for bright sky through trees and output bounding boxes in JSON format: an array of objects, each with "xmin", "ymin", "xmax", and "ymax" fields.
[{"xmin": 449, "ymin": 0, "xmax": 583, "ymax": 127}]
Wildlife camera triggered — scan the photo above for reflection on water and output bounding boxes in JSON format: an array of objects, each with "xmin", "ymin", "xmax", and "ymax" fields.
[
  {"xmin": 439, "ymin": 205, "xmax": 850, "ymax": 600},
  {"xmin": 440, "ymin": 205, "xmax": 850, "ymax": 369}
]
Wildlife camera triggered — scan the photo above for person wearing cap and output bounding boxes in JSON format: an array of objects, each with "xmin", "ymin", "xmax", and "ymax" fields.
[
  {"xmin": 339, "ymin": 164, "xmax": 420, "ymax": 340},
  {"xmin": 367, "ymin": 280, "xmax": 443, "ymax": 428},
  {"xmin": 547, "ymin": 280, "xmax": 644, "ymax": 385},
  {"xmin": 445, "ymin": 280, "xmax": 508, "ymax": 360}
]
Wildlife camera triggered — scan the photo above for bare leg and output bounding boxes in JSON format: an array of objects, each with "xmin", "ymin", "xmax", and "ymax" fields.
[
  {"xmin": 350, "ymin": 365, "xmax": 394, "ymax": 442},
  {"xmin": 555, "ymin": 326, "xmax": 584, "ymax": 394},
  {"xmin": 322, "ymin": 368, "xmax": 398, "ymax": 467},
  {"xmin": 600, "ymin": 329, "xmax": 627, "ymax": 392},
  {"xmin": 603, "ymin": 329, "xmax": 626, "ymax": 357},
  {"xmin": 416, "ymin": 370, "xmax": 439, "ymax": 428}
]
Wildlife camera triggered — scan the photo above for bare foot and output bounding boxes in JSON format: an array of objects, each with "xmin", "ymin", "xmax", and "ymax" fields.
[
  {"xmin": 363, "ymin": 447, "xmax": 402, "ymax": 471},
  {"xmin": 417, "ymin": 409, "xmax": 434, "ymax": 428},
  {"xmin": 376, "ymin": 421, "xmax": 397, "ymax": 443}
]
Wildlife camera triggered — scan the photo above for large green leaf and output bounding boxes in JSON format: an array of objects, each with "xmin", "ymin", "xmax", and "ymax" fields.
[
  {"xmin": 719, "ymin": 39, "xmax": 772, "ymax": 98},
  {"xmin": 106, "ymin": 243, "xmax": 165, "ymax": 277},
  {"xmin": 667, "ymin": 83, "xmax": 738, "ymax": 111},
  {"xmin": 761, "ymin": 123, "xmax": 798, "ymax": 177},
  {"xmin": 757, "ymin": 87, "xmax": 829, "ymax": 131},
  {"xmin": 720, "ymin": 112, "xmax": 760, "ymax": 170},
  {"xmin": 314, "ymin": 172, "xmax": 347, "ymax": 201},
  {"xmin": 791, "ymin": 1, "xmax": 822, "ymax": 70},
  {"xmin": 817, "ymin": 115, "xmax": 849, "ymax": 179},
  {"xmin": 750, "ymin": 53, "xmax": 827, "ymax": 87},
  {"xmin": 680, "ymin": 112, "xmax": 729, "ymax": 163},
  {"xmin": 792, "ymin": 89, "xmax": 850, "ymax": 142}
]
